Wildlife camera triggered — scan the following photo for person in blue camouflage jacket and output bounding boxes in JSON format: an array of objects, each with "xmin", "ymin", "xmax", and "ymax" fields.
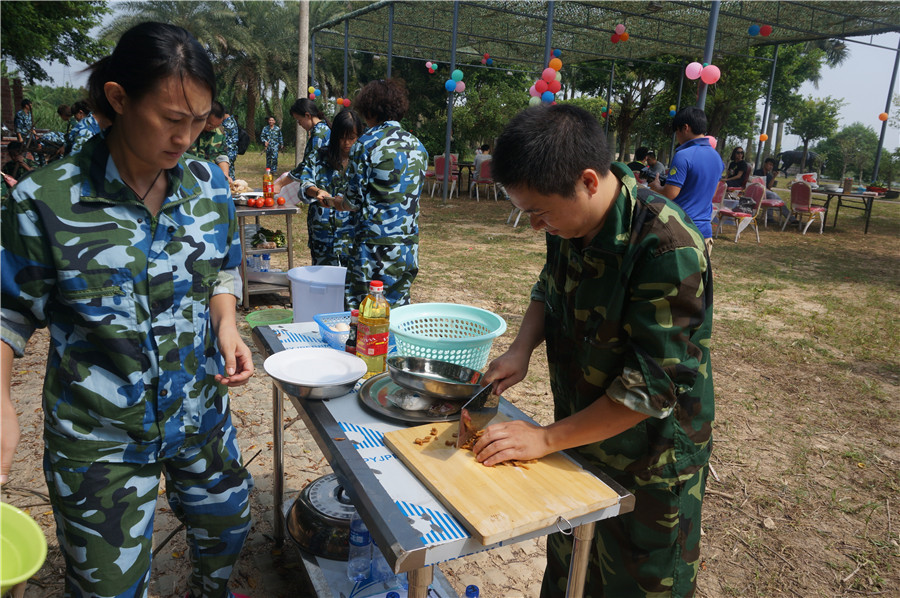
[
  {"xmin": 299, "ymin": 108, "xmax": 363, "ymax": 268},
  {"xmin": 14, "ymin": 99, "xmax": 46, "ymax": 166},
  {"xmin": 476, "ymin": 105, "xmax": 714, "ymax": 598},
  {"xmin": 260, "ymin": 115, "xmax": 283, "ymax": 173},
  {"xmin": 221, "ymin": 105, "xmax": 239, "ymax": 179},
  {"xmin": 67, "ymin": 100, "xmax": 103, "ymax": 155},
  {"xmin": 330, "ymin": 79, "xmax": 428, "ymax": 307},
  {"xmin": 0, "ymin": 23, "xmax": 254, "ymax": 598}
]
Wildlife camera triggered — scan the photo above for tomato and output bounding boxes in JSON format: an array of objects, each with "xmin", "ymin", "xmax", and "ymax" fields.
[
  {"xmin": 265, "ymin": 197, "xmax": 275, "ymax": 207},
  {"xmin": 276, "ymin": 196, "xmax": 286, "ymax": 205},
  {"xmin": 246, "ymin": 198, "xmax": 256, "ymax": 208}
]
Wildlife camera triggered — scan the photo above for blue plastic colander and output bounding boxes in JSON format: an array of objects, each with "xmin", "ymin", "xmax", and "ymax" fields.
[{"xmin": 389, "ymin": 303, "xmax": 507, "ymax": 370}]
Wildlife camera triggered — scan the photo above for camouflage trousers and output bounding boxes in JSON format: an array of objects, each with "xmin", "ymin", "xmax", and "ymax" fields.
[
  {"xmin": 308, "ymin": 204, "xmax": 355, "ymax": 268},
  {"xmin": 44, "ymin": 424, "xmax": 253, "ymax": 598},
  {"xmin": 265, "ymin": 148, "xmax": 279, "ymax": 173},
  {"xmin": 346, "ymin": 240, "xmax": 418, "ymax": 308},
  {"xmin": 541, "ymin": 466, "xmax": 708, "ymax": 598}
]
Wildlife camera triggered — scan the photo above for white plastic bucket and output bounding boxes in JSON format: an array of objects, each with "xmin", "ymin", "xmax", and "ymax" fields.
[{"xmin": 287, "ymin": 266, "xmax": 347, "ymax": 323}]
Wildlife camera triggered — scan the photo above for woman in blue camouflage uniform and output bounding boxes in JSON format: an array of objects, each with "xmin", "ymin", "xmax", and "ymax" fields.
[
  {"xmin": 259, "ymin": 115, "xmax": 282, "ymax": 173},
  {"xmin": 221, "ymin": 105, "xmax": 239, "ymax": 179},
  {"xmin": 1, "ymin": 22, "xmax": 253, "ymax": 598},
  {"xmin": 478, "ymin": 105, "xmax": 713, "ymax": 598},
  {"xmin": 67, "ymin": 100, "xmax": 103, "ymax": 155},
  {"xmin": 332, "ymin": 79, "xmax": 428, "ymax": 307},
  {"xmin": 298, "ymin": 108, "xmax": 363, "ymax": 267}
]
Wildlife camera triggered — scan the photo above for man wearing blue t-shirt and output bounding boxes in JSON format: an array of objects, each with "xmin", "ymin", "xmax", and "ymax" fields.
[{"xmin": 650, "ymin": 107, "xmax": 724, "ymax": 254}]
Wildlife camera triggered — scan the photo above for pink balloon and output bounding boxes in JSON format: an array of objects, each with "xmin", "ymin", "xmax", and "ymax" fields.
[
  {"xmin": 700, "ymin": 64, "xmax": 721, "ymax": 84},
  {"xmin": 426, "ymin": 61, "xmax": 432, "ymax": 68},
  {"xmin": 705, "ymin": 135, "xmax": 717, "ymax": 149},
  {"xmin": 481, "ymin": 58, "xmax": 487, "ymax": 65},
  {"xmin": 541, "ymin": 67, "xmax": 557, "ymax": 82},
  {"xmin": 548, "ymin": 80, "xmax": 561, "ymax": 93},
  {"xmin": 685, "ymin": 61, "xmax": 703, "ymax": 80},
  {"xmin": 615, "ymin": 24, "xmax": 625, "ymax": 35},
  {"xmin": 455, "ymin": 81, "xmax": 466, "ymax": 93},
  {"xmin": 535, "ymin": 79, "xmax": 549, "ymax": 93}
]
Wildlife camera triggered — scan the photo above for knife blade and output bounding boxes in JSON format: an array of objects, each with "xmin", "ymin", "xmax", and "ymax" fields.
[{"xmin": 456, "ymin": 383, "xmax": 499, "ymax": 449}]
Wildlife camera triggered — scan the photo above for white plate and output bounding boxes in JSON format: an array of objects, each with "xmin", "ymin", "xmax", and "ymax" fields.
[{"xmin": 263, "ymin": 347, "xmax": 367, "ymax": 387}]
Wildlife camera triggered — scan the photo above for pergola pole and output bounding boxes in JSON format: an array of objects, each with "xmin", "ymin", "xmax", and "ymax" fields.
[
  {"xmin": 343, "ymin": 21, "xmax": 349, "ymax": 98},
  {"xmin": 670, "ymin": 64, "xmax": 686, "ymax": 160},
  {"xmin": 442, "ymin": 1, "xmax": 460, "ymax": 202},
  {"xmin": 871, "ymin": 35, "xmax": 900, "ymax": 184},
  {"xmin": 605, "ymin": 61, "xmax": 615, "ymax": 136},
  {"xmin": 386, "ymin": 3, "xmax": 394, "ymax": 78},
  {"xmin": 543, "ymin": 1, "xmax": 555, "ymax": 67},
  {"xmin": 696, "ymin": 0, "xmax": 721, "ymax": 109},
  {"xmin": 297, "ymin": 2, "xmax": 309, "ymax": 167},
  {"xmin": 755, "ymin": 44, "xmax": 779, "ymax": 170}
]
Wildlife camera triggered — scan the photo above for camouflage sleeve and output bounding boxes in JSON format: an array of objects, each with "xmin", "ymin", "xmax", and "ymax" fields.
[
  {"xmin": 605, "ymin": 243, "xmax": 709, "ymax": 418},
  {"xmin": 211, "ymin": 170, "xmax": 242, "ymax": 300},
  {"xmin": 213, "ymin": 267, "xmax": 242, "ymax": 301},
  {"xmin": 344, "ymin": 138, "xmax": 371, "ymax": 209},
  {"xmin": 530, "ymin": 236, "xmax": 553, "ymax": 303},
  {"xmin": 298, "ymin": 151, "xmax": 321, "ymax": 203},
  {"xmin": 0, "ymin": 189, "xmax": 52, "ymax": 356}
]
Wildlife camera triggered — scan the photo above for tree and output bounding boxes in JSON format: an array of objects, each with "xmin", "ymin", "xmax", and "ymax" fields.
[
  {"xmin": 1, "ymin": 1, "xmax": 110, "ymax": 83},
  {"xmin": 815, "ymin": 122, "xmax": 879, "ymax": 180},
  {"xmin": 787, "ymin": 96, "xmax": 843, "ymax": 170}
]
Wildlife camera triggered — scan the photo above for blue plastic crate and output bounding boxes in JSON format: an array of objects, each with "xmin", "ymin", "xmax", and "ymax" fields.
[{"xmin": 313, "ymin": 311, "xmax": 397, "ymax": 353}]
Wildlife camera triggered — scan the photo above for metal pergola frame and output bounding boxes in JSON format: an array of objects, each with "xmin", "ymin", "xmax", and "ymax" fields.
[{"xmin": 311, "ymin": 1, "xmax": 900, "ymax": 195}]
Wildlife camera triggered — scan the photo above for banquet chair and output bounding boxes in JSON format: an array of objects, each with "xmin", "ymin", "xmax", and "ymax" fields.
[
  {"xmin": 710, "ymin": 180, "xmax": 727, "ymax": 224},
  {"xmin": 472, "ymin": 159, "xmax": 498, "ymax": 202},
  {"xmin": 715, "ymin": 182, "xmax": 765, "ymax": 243},
  {"xmin": 782, "ymin": 181, "xmax": 825, "ymax": 234},
  {"xmin": 431, "ymin": 155, "xmax": 458, "ymax": 198}
]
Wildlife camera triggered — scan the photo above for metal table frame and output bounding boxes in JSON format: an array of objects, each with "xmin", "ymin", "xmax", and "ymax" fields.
[
  {"xmin": 812, "ymin": 191, "xmax": 880, "ymax": 234},
  {"xmin": 236, "ymin": 205, "xmax": 301, "ymax": 309},
  {"xmin": 252, "ymin": 324, "xmax": 634, "ymax": 598}
]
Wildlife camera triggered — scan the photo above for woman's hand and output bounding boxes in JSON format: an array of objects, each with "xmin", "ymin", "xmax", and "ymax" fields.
[
  {"xmin": 214, "ymin": 326, "xmax": 254, "ymax": 386},
  {"xmin": 471, "ymin": 419, "xmax": 551, "ymax": 467}
]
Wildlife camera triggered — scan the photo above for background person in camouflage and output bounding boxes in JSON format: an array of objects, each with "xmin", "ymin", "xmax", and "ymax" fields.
[
  {"xmin": 67, "ymin": 100, "xmax": 102, "ymax": 155},
  {"xmin": 477, "ymin": 105, "xmax": 714, "ymax": 598},
  {"xmin": 221, "ymin": 104, "xmax": 239, "ymax": 179},
  {"xmin": 189, "ymin": 99, "xmax": 232, "ymax": 181},
  {"xmin": 299, "ymin": 108, "xmax": 363, "ymax": 268},
  {"xmin": 0, "ymin": 22, "xmax": 254, "ymax": 598},
  {"xmin": 330, "ymin": 79, "xmax": 428, "ymax": 307},
  {"xmin": 260, "ymin": 115, "xmax": 283, "ymax": 173}
]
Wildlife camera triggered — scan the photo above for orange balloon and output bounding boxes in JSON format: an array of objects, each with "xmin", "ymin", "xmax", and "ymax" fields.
[
  {"xmin": 549, "ymin": 57, "xmax": 562, "ymax": 71},
  {"xmin": 879, "ymin": 112, "xmax": 889, "ymax": 121},
  {"xmin": 620, "ymin": 32, "xmax": 630, "ymax": 42},
  {"xmin": 759, "ymin": 133, "xmax": 769, "ymax": 142}
]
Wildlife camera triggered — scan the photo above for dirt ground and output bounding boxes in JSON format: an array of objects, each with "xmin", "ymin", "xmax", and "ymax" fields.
[{"xmin": 3, "ymin": 195, "xmax": 899, "ymax": 598}]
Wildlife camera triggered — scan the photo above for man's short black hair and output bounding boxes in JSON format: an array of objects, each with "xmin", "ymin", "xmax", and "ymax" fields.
[
  {"xmin": 634, "ymin": 146, "xmax": 649, "ymax": 161},
  {"xmin": 209, "ymin": 100, "xmax": 225, "ymax": 118},
  {"xmin": 764, "ymin": 157, "xmax": 776, "ymax": 166},
  {"xmin": 480, "ymin": 144, "xmax": 490, "ymax": 152},
  {"xmin": 21, "ymin": 99, "xmax": 31, "ymax": 108},
  {"xmin": 646, "ymin": 151, "xmax": 656, "ymax": 159},
  {"xmin": 492, "ymin": 104, "xmax": 612, "ymax": 197},
  {"xmin": 672, "ymin": 107, "xmax": 708, "ymax": 135}
]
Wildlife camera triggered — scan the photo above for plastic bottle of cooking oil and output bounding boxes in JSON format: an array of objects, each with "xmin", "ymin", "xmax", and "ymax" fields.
[
  {"xmin": 262, "ymin": 168, "xmax": 275, "ymax": 205},
  {"xmin": 356, "ymin": 281, "xmax": 390, "ymax": 378}
]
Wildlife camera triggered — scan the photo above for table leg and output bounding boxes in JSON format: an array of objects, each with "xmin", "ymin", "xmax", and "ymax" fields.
[
  {"xmin": 238, "ymin": 215, "xmax": 250, "ymax": 310},
  {"xmin": 407, "ymin": 566, "xmax": 434, "ymax": 598},
  {"xmin": 864, "ymin": 197, "xmax": 873, "ymax": 234},
  {"xmin": 286, "ymin": 213, "xmax": 296, "ymax": 270},
  {"xmin": 272, "ymin": 383, "xmax": 285, "ymax": 547},
  {"xmin": 832, "ymin": 196, "xmax": 842, "ymax": 229},
  {"xmin": 564, "ymin": 521, "xmax": 596, "ymax": 598}
]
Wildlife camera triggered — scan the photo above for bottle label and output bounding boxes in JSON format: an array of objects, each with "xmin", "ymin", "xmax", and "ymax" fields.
[
  {"xmin": 357, "ymin": 323, "xmax": 388, "ymax": 356},
  {"xmin": 349, "ymin": 528, "xmax": 370, "ymax": 547}
]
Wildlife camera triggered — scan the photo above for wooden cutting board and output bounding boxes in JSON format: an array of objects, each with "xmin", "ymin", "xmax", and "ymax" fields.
[{"xmin": 383, "ymin": 419, "xmax": 619, "ymax": 545}]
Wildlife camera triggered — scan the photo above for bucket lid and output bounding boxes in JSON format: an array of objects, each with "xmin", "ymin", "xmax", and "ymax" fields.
[{"xmin": 287, "ymin": 265, "xmax": 347, "ymax": 284}]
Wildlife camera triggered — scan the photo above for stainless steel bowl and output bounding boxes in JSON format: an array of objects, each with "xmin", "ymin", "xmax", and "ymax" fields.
[
  {"xmin": 276, "ymin": 377, "xmax": 360, "ymax": 400},
  {"xmin": 387, "ymin": 356, "xmax": 482, "ymax": 400}
]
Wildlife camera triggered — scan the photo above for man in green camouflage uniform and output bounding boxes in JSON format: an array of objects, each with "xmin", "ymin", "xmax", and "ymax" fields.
[
  {"xmin": 476, "ymin": 105, "xmax": 713, "ymax": 598},
  {"xmin": 190, "ymin": 105, "xmax": 231, "ymax": 180}
]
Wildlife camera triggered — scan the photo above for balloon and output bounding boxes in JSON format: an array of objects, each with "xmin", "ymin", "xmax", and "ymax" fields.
[
  {"xmin": 611, "ymin": 33, "xmax": 620, "ymax": 43},
  {"xmin": 535, "ymin": 79, "xmax": 549, "ymax": 93},
  {"xmin": 760, "ymin": 25, "xmax": 773, "ymax": 36},
  {"xmin": 602, "ymin": 111, "xmax": 609, "ymax": 118},
  {"xmin": 451, "ymin": 69, "xmax": 464, "ymax": 81},
  {"xmin": 529, "ymin": 96, "xmax": 541, "ymax": 106},
  {"xmin": 670, "ymin": 105, "xmax": 676, "ymax": 111},
  {"xmin": 879, "ymin": 112, "xmax": 889, "ymax": 121},
  {"xmin": 705, "ymin": 135, "xmax": 717, "ymax": 149},
  {"xmin": 621, "ymin": 32, "xmax": 630, "ymax": 42},
  {"xmin": 455, "ymin": 81, "xmax": 466, "ymax": 93},
  {"xmin": 685, "ymin": 61, "xmax": 703, "ymax": 80},
  {"xmin": 486, "ymin": 58, "xmax": 493, "ymax": 66},
  {"xmin": 541, "ymin": 67, "xmax": 557, "ymax": 82},
  {"xmin": 548, "ymin": 80, "xmax": 561, "ymax": 93},
  {"xmin": 748, "ymin": 24, "xmax": 760, "ymax": 36},
  {"xmin": 484, "ymin": 53, "xmax": 489, "ymax": 59},
  {"xmin": 314, "ymin": 89, "xmax": 320, "ymax": 97},
  {"xmin": 426, "ymin": 61, "xmax": 432, "ymax": 68},
  {"xmin": 529, "ymin": 85, "xmax": 539, "ymax": 97},
  {"xmin": 343, "ymin": 99, "xmax": 351, "ymax": 107},
  {"xmin": 601, "ymin": 106, "xmax": 607, "ymax": 113},
  {"xmin": 308, "ymin": 93, "xmax": 316, "ymax": 100},
  {"xmin": 429, "ymin": 68, "xmax": 435, "ymax": 73},
  {"xmin": 481, "ymin": 58, "xmax": 487, "ymax": 65},
  {"xmin": 759, "ymin": 133, "xmax": 769, "ymax": 141},
  {"xmin": 541, "ymin": 90, "xmax": 555, "ymax": 103},
  {"xmin": 308, "ymin": 86, "xmax": 315, "ymax": 94},
  {"xmin": 615, "ymin": 23, "xmax": 625, "ymax": 35},
  {"xmin": 549, "ymin": 57, "xmax": 563, "ymax": 71},
  {"xmin": 553, "ymin": 48, "xmax": 562, "ymax": 58},
  {"xmin": 336, "ymin": 98, "xmax": 343, "ymax": 105},
  {"xmin": 445, "ymin": 79, "xmax": 457, "ymax": 92},
  {"xmin": 669, "ymin": 110, "xmax": 676, "ymax": 117},
  {"xmin": 432, "ymin": 63, "xmax": 438, "ymax": 69},
  {"xmin": 700, "ymin": 64, "xmax": 721, "ymax": 84}
]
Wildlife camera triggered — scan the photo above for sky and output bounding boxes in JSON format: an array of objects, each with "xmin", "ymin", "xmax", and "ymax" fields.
[{"xmin": 41, "ymin": 28, "xmax": 900, "ymax": 152}]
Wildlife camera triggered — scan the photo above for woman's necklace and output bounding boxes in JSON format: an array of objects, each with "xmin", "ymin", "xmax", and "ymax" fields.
[{"xmin": 123, "ymin": 169, "xmax": 164, "ymax": 203}]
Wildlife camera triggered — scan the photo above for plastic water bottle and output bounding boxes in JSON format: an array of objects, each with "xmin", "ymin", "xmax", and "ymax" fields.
[
  {"xmin": 260, "ymin": 253, "xmax": 270, "ymax": 272},
  {"xmin": 371, "ymin": 540, "xmax": 394, "ymax": 583},
  {"xmin": 466, "ymin": 585, "xmax": 480, "ymax": 597},
  {"xmin": 385, "ymin": 593, "xmax": 400, "ymax": 598},
  {"xmin": 347, "ymin": 510, "xmax": 371, "ymax": 582}
]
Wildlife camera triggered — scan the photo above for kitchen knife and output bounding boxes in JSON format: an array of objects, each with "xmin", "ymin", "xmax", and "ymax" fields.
[{"xmin": 456, "ymin": 383, "xmax": 499, "ymax": 449}]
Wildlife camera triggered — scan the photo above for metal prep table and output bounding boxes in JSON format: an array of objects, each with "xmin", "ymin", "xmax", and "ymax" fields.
[
  {"xmin": 236, "ymin": 205, "xmax": 301, "ymax": 309},
  {"xmin": 252, "ymin": 322, "xmax": 635, "ymax": 598}
]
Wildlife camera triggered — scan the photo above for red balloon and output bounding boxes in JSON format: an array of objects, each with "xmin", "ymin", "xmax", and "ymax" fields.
[
  {"xmin": 548, "ymin": 80, "xmax": 561, "ymax": 93},
  {"xmin": 535, "ymin": 79, "xmax": 549, "ymax": 93},
  {"xmin": 760, "ymin": 25, "xmax": 773, "ymax": 36},
  {"xmin": 611, "ymin": 33, "xmax": 620, "ymax": 43}
]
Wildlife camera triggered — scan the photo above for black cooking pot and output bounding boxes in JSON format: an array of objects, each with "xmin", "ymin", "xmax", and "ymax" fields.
[{"xmin": 286, "ymin": 473, "xmax": 354, "ymax": 560}]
